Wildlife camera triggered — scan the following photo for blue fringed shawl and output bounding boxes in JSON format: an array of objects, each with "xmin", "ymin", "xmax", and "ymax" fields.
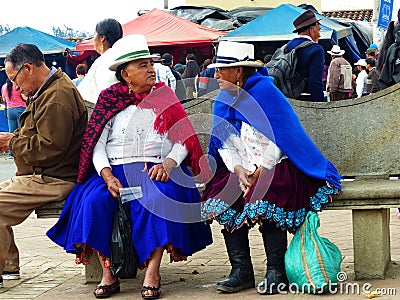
[{"xmin": 208, "ymin": 67, "xmax": 342, "ymax": 190}]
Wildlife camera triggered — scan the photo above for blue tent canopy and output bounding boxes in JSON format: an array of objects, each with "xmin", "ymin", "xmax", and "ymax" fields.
[
  {"xmin": 221, "ymin": 4, "xmax": 353, "ymax": 44},
  {"xmin": 0, "ymin": 27, "xmax": 77, "ymax": 85},
  {"xmin": 0, "ymin": 27, "xmax": 76, "ymax": 58},
  {"xmin": 220, "ymin": 4, "xmax": 362, "ymax": 64}
]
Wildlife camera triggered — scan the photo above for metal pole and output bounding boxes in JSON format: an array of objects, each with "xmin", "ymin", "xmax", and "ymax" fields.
[
  {"xmin": 372, "ymin": 0, "xmax": 382, "ymax": 47},
  {"xmin": 372, "ymin": 0, "xmax": 379, "ymax": 23}
]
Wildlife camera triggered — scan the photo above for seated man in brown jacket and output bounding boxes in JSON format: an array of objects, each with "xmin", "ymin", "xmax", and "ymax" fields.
[{"xmin": 0, "ymin": 43, "xmax": 88, "ymax": 286}]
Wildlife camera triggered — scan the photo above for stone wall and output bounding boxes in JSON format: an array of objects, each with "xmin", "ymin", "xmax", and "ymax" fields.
[{"xmin": 86, "ymin": 81, "xmax": 400, "ymax": 179}]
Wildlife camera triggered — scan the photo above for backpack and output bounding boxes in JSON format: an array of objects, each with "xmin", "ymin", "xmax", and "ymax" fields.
[{"xmin": 266, "ymin": 40, "xmax": 315, "ymax": 99}]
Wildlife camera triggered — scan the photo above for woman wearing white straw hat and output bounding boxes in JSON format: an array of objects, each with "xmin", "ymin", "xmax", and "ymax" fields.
[
  {"xmin": 326, "ymin": 45, "xmax": 352, "ymax": 101},
  {"xmin": 47, "ymin": 34, "xmax": 212, "ymax": 299},
  {"xmin": 201, "ymin": 40, "xmax": 341, "ymax": 294}
]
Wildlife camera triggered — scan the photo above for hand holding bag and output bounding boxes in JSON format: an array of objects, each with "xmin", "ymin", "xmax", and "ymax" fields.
[
  {"xmin": 284, "ymin": 211, "xmax": 342, "ymax": 294},
  {"xmin": 110, "ymin": 195, "xmax": 138, "ymax": 279}
]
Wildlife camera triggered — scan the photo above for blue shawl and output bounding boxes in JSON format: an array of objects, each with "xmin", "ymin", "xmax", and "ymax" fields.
[{"xmin": 208, "ymin": 67, "xmax": 342, "ymax": 190}]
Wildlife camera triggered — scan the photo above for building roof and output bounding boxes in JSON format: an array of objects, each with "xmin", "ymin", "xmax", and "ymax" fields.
[{"xmin": 322, "ymin": 9, "xmax": 373, "ymax": 22}]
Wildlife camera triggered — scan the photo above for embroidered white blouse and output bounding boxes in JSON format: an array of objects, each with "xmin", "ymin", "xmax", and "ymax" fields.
[
  {"xmin": 92, "ymin": 105, "xmax": 188, "ymax": 175},
  {"xmin": 218, "ymin": 122, "xmax": 287, "ymax": 173}
]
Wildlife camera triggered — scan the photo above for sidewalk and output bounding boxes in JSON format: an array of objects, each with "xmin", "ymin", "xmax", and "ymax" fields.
[{"xmin": 0, "ymin": 153, "xmax": 399, "ymax": 299}]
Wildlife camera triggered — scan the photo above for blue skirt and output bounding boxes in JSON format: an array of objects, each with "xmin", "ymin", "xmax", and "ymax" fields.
[{"xmin": 47, "ymin": 162, "xmax": 212, "ymax": 268}]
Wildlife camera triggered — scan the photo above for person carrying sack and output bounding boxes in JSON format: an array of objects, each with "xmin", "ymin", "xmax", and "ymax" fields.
[{"xmin": 200, "ymin": 40, "xmax": 342, "ymax": 295}]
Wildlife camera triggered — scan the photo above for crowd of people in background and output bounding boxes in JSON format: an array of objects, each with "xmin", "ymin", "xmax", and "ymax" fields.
[
  {"xmin": 3, "ymin": 8, "xmax": 400, "ymax": 300},
  {"xmin": 64, "ymin": 8, "xmax": 400, "ymax": 104}
]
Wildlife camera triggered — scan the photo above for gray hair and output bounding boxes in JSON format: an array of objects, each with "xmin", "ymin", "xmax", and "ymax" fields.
[{"xmin": 5, "ymin": 43, "xmax": 44, "ymax": 69}]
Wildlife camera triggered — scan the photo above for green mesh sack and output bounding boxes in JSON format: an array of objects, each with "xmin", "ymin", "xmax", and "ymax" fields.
[{"xmin": 284, "ymin": 211, "xmax": 342, "ymax": 294}]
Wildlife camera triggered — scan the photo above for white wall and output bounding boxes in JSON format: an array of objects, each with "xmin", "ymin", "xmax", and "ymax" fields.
[{"xmin": 322, "ymin": 0, "xmax": 373, "ymax": 10}]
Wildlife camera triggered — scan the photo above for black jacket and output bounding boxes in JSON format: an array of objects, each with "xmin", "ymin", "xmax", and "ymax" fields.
[
  {"xmin": 169, "ymin": 67, "xmax": 187, "ymax": 102},
  {"xmin": 379, "ymin": 31, "xmax": 400, "ymax": 90}
]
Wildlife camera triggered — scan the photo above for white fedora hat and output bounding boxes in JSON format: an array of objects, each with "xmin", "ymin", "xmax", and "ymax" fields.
[
  {"xmin": 327, "ymin": 45, "xmax": 345, "ymax": 56},
  {"xmin": 109, "ymin": 34, "xmax": 159, "ymax": 71},
  {"xmin": 208, "ymin": 41, "xmax": 262, "ymax": 68}
]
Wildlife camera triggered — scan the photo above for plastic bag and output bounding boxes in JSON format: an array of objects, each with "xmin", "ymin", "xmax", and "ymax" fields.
[
  {"xmin": 110, "ymin": 196, "xmax": 138, "ymax": 279},
  {"xmin": 284, "ymin": 211, "xmax": 342, "ymax": 294}
]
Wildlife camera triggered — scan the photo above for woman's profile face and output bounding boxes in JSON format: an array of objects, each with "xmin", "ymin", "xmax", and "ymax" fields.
[
  {"xmin": 122, "ymin": 58, "xmax": 156, "ymax": 93},
  {"xmin": 93, "ymin": 32, "xmax": 103, "ymax": 54},
  {"xmin": 214, "ymin": 66, "xmax": 239, "ymax": 91}
]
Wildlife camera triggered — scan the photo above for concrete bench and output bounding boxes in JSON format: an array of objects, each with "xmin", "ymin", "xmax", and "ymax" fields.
[
  {"xmin": 184, "ymin": 85, "xmax": 400, "ymax": 280},
  {"xmin": 289, "ymin": 83, "xmax": 400, "ymax": 280},
  {"xmin": 35, "ymin": 82, "xmax": 400, "ymax": 281}
]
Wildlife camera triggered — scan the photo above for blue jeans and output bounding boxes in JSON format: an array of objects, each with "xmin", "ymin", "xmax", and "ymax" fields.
[{"xmin": 7, "ymin": 107, "xmax": 25, "ymax": 133}]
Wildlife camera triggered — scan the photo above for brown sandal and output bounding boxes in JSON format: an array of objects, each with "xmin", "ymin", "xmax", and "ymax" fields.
[
  {"xmin": 141, "ymin": 283, "xmax": 161, "ymax": 299},
  {"xmin": 93, "ymin": 279, "xmax": 120, "ymax": 298}
]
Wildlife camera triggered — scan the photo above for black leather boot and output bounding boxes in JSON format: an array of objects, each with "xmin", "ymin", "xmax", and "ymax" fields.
[
  {"xmin": 257, "ymin": 221, "xmax": 289, "ymax": 295},
  {"xmin": 217, "ymin": 226, "xmax": 255, "ymax": 293}
]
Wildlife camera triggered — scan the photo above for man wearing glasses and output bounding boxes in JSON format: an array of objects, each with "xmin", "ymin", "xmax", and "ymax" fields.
[
  {"xmin": 285, "ymin": 10, "xmax": 325, "ymax": 102},
  {"xmin": 0, "ymin": 43, "xmax": 88, "ymax": 287}
]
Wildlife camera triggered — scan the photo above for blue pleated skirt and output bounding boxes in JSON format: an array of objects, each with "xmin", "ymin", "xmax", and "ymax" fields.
[{"xmin": 47, "ymin": 162, "xmax": 213, "ymax": 268}]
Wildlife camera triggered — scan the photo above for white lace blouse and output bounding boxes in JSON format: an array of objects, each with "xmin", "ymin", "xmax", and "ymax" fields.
[
  {"xmin": 218, "ymin": 121, "xmax": 287, "ymax": 173},
  {"xmin": 92, "ymin": 105, "xmax": 188, "ymax": 175}
]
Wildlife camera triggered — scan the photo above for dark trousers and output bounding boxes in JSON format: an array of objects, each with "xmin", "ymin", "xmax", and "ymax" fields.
[{"xmin": 330, "ymin": 91, "xmax": 349, "ymax": 101}]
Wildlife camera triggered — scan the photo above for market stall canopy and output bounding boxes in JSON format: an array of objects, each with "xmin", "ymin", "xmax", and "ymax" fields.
[
  {"xmin": 76, "ymin": 8, "xmax": 228, "ymax": 51},
  {"xmin": 221, "ymin": 4, "xmax": 353, "ymax": 43},
  {"xmin": 0, "ymin": 27, "xmax": 76, "ymax": 58}
]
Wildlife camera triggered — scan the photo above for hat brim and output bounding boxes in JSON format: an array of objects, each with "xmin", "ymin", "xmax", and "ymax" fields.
[
  {"xmin": 292, "ymin": 18, "xmax": 322, "ymax": 33},
  {"xmin": 162, "ymin": 59, "xmax": 173, "ymax": 65},
  {"xmin": 208, "ymin": 61, "xmax": 263, "ymax": 69},
  {"xmin": 109, "ymin": 54, "xmax": 160, "ymax": 71},
  {"xmin": 327, "ymin": 50, "xmax": 345, "ymax": 56}
]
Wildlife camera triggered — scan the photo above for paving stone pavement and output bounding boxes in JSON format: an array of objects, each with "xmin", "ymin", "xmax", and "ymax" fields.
[{"xmin": 0, "ymin": 153, "xmax": 399, "ymax": 299}]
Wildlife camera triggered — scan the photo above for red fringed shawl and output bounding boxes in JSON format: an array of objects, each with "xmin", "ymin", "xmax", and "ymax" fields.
[{"xmin": 77, "ymin": 82, "xmax": 209, "ymax": 183}]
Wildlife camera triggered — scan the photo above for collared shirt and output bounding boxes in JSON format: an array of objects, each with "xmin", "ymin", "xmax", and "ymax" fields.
[
  {"xmin": 295, "ymin": 34, "xmax": 315, "ymax": 42},
  {"xmin": 30, "ymin": 67, "xmax": 57, "ymax": 102},
  {"xmin": 153, "ymin": 63, "xmax": 176, "ymax": 92}
]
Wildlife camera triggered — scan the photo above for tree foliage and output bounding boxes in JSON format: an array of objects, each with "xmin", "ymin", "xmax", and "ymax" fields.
[
  {"xmin": 0, "ymin": 24, "xmax": 89, "ymax": 38},
  {"xmin": 52, "ymin": 25, "xmax": 89, "ymax": 38},
  {"xmin": 0, "ymin": 25, "xmax": 12, "ymax": 36}
]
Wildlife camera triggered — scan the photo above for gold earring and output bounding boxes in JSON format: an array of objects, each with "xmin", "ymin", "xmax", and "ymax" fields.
[{"xmin": 128, "ymin": 84, "xmax": 133, "ymax": 94}]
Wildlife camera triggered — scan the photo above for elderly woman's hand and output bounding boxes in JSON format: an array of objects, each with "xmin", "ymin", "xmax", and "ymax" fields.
[
  {"xmin": 148, "ymin": 158, "xmax": 177, "ymax": 182},
  {"xmin": 234, "ymin": 164, "xmax": 252, "ymax": 193},
  {"xmin": 100, "ymin": 167, "xmax": 123, "ymax": 198},
  {"xmin": 234, "ymin": 164, "xmax": 261, "ymax": 198}
]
